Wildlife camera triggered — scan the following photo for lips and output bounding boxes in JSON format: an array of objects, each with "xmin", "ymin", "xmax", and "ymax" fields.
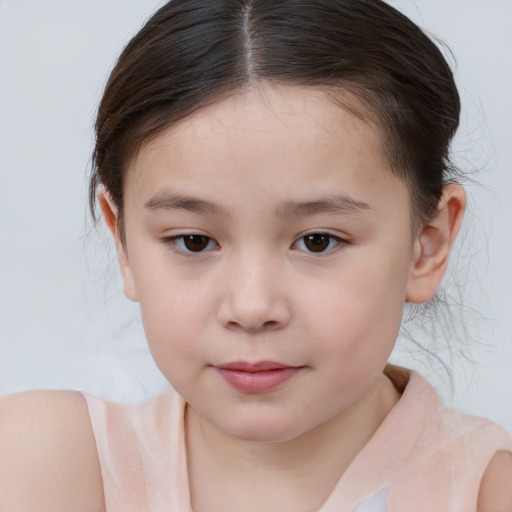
[
  {"xmin": 215, "ymin": 361, "xmax": 302, "ymax": 393},
  {"xmin": 218, "ymin": 361, "xmax": 291, "ymax": 372}
]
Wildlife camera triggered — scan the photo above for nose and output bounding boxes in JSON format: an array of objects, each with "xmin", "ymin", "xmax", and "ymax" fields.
[{"xmin": 217, "ymin": 252, "xmax": 291, "ymax": 332}]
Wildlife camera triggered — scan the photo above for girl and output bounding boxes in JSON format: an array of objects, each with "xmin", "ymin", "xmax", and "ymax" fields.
[{"xmin": 1, "ymin": 1, "xmax": 511, "ymax": 511}]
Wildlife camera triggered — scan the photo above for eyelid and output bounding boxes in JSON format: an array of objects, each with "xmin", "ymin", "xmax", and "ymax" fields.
[
  {"xmin": 292, "ymin": 231, "xmax": 349, "ymax": 255},
  {"xmin": 161, "ymin": 233, "xmax": 220, "ymax": 256},
  {"xmin": 160, "ymin": 230, "xmax": 349, "ymax": 257}
]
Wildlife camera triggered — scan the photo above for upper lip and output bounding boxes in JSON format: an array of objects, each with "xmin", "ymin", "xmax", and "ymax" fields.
[{"xmin": 215, "ymin": 361, "xmax": 297, "ymax": 372}]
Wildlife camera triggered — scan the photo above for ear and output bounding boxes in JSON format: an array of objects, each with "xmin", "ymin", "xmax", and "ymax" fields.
[
  {"xmin": 98, "ymin": 190, "xmax": 139, "ymax": 302},
  {"xmin": 406, "ymin": 184, "xmax": 466, "ymax": 303}
]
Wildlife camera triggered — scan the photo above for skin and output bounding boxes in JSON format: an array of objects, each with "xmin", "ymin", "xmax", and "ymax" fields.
[
  {"xmin": 101, "ymin": 85, "xmax": 467, "ymax": 511},
  {"xmin": 0, "ymin": 84, "xmax": 510, "ymax": 512}
]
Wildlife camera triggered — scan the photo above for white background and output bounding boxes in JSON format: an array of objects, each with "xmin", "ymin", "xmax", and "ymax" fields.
[{"xmin": 0, "ymin": 1, "xmax": 511, "ymax": 430}]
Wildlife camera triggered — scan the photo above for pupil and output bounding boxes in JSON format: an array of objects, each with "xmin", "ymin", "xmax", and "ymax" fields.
[
  {"xmin": 305, "ymin": 234, "xmax": 329, "ymax": 252},
  {"xmin": 184, "ymin": 235, "xmax": 209, "ymax": 252}
]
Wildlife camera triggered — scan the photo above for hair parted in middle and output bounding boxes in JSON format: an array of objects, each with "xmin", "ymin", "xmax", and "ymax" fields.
[{"xmin": 90, "ymin": 0, "xmax": 461, "ymax": 238}]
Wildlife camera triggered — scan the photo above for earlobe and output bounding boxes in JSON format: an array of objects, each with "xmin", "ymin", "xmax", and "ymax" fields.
[
  {"xmin": 98, "ymin": 190, "xmax": 139, "ymax": 302},
  {"xmin": 405, "ymin": 184, "xmax": 466, "ymax": 304}
]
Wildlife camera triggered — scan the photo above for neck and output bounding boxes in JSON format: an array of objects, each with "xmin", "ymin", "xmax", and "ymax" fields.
[{"xmin": 186, "ymin": 372, "xmax": 401, "ymax": 512}]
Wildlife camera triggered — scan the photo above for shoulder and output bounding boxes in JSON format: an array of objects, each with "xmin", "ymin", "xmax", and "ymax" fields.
[
  {"xmin": 0, "ymin": 390, "xmax": 105, "ymax": 512},
  {"xmin": 478, "ymin": 450, "xmax": 512, "ymax": 512}
]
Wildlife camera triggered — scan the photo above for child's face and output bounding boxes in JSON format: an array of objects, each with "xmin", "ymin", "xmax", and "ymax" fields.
[{"xmin": 118, "ymin": 85, "xmax": 419, "ymax": 442}]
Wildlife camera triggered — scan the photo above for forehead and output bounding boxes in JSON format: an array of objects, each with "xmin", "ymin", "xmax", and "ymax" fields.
[
  {"xmin": 160, "ymin": 85, "xmax": 377, "ymax": 141},
  {"xmin": 125, "ymin": 85, "xmax": 409, "ymax": 219}
]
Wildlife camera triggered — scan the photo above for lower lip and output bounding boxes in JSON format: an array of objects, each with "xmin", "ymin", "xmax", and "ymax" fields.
[{"xmin": 217, "ymin": 367, "xmax": 300, "ymax": 393}]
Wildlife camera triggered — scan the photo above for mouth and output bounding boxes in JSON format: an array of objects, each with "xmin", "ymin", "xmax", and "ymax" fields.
[{"xmin": 214, "ymin": 360, "xmax": 304, "ymax": 393}]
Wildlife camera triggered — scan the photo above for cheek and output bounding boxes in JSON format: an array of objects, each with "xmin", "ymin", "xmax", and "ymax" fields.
[
  {"xmin": 139, "ymin": 285, "xmax": 209, "ymax": 340},
  {"xmin": 128, "ymin": 253, "xmax": 216, "ymax": 370},
  {"xmin": 307, "ymin": 253, "xmax": 409, "ymax": 360},
  {"xmin": 301, "ymin": 265, "xmax": 406, "ymax": 411}
]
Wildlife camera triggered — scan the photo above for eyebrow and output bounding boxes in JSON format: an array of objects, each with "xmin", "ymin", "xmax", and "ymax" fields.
[
  {"xmin": 143, "ymin": 192, "xmax": 371, "ymax": 217},
  {"xmin": 275, "ymin": 195, "xmax": 372, "ymax": 218},
  {"xmin": 144, "ymin": 192, "xmax": 230, "ymax": 216}
]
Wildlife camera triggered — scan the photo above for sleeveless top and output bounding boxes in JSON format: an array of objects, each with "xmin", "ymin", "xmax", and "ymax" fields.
[{"xmin": 80, "ymin": 366, "xmax": 512, "ymax": 512}]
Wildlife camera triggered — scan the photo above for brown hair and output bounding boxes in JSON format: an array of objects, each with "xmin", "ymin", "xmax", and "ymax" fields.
[{"xmin": 90, "ymin": 0, "xmax": 460, "ymax": 237}]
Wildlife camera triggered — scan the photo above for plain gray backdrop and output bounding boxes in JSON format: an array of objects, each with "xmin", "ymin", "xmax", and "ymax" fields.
[{"xmin": 1, "ymin": 0, "xmax": 511, "ymax": 430}]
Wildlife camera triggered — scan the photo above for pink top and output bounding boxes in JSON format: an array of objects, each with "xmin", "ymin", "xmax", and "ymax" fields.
[{"xmin": 81, "ymin": 367, "xmax": 512, "ymax": 512}]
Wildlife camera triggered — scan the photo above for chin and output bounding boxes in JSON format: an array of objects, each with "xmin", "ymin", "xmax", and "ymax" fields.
[{"xmin": 217, "ymin": 416, "xmax": 307, "ymax": 444}]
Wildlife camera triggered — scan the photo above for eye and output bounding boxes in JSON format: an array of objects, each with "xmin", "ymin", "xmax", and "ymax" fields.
[
  {"xmin": 294, "ymin": 233, "xmax": 342, "ymax": 253},
  {"xmin": 171, "ymin": 234, "xmax": 219, "ymax": 253}
]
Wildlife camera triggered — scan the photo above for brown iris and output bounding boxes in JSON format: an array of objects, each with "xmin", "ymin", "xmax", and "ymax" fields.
[
  {"xmin": 183, "ymin": 235, "xmax": 211, "ymax": 252},
  {"xmin": 303, "ymin": 234, "xmax": 331, "ymax": 253}
]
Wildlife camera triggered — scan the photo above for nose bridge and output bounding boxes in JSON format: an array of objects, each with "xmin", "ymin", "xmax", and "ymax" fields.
[{"xmin": 219, "ymin": 245, "xmax": 290, "ymax": 331}]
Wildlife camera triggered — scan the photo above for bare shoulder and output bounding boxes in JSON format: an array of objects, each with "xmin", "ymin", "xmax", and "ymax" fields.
[
  {"xmin": 478, "ymin": 450, "xmax": 512, "ymax": 512},
  {"xmin": 0, "ymin": 390, "xmax": 105, "ymax": 512}
]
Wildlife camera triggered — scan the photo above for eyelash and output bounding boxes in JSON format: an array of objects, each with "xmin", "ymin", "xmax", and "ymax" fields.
[
  {"xmin": 162, "ymin": 232, "xmax": 348, "ymax": 256},
  {"xmin": 292, "ymin": 232, "xmax": 346, "ymax": 254},
  {"xmin": 163, "ymin": 234, "xmax": 220, "ymax": 256}
]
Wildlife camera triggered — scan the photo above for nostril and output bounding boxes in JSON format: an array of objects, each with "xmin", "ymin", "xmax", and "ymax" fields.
[
  {"xmin": 263, "ymin": 320, "xmax": 281, "ymax": 330},
  {"xmin": 226, "ymin": 319, "xmax": 282, "ymax": 332},
  {"xmin": 250, "ymin": 320, "xmax": 282, "ymax": 332}
]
